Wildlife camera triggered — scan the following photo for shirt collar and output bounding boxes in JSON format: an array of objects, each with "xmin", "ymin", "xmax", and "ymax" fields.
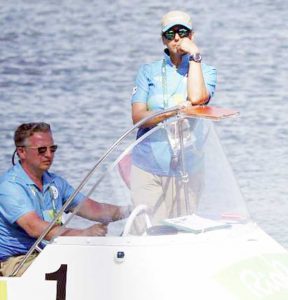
[
  {"xmin": 13, "ymin": 162, "xmax": 34, "ymax": 185},
  {"xmin": 42, "ymin": 172, "xmax": 54, "ymax": 191},
  {"xmin": 13, "ymin": 162, "xmax": 54, "ymax": 189}
]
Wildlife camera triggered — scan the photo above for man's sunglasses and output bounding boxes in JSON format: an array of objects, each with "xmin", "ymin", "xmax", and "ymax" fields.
[
  {"xmin": 23, "ymin": 145, "xmax": 58, "ymax": 155},
  {"xmin": 162, "ymin": 27, "xmax": 191, "ymax": 41}
]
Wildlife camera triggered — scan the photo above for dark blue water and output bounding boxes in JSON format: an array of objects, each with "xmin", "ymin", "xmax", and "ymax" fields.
[{"xmin": 0, "ymin": 0, "xmax": 288, "ymax": 247}]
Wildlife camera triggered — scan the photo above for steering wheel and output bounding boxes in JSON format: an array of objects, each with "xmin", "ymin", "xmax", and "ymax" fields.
[{"xmin": 122, "ymin": 204, "xmax": 152, "ymax": 236}]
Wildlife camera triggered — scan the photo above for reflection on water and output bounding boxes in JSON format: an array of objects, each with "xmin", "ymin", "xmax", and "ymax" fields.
[{"xmin": 0, "ymin": 0, "xmax": 287, "ymax": 248}]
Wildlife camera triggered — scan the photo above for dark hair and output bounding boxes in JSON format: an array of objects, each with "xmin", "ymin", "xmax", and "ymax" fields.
[{"xmin": 12, "ymin": 122, "xmax": 52, "ymax": 165}]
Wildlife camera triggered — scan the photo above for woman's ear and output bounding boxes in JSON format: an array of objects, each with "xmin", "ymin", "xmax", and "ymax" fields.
[{"xmin": 190, "ymin": 31, "xmax": 195, "ymax": 40}]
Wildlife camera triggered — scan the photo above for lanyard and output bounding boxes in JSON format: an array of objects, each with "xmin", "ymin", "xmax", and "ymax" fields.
[
  {"xmin": 161, "ymin": 59, "xmax": 169, "ymax": 109},
  {"xmin": 48, "ymin": 186, "xmax": 57, "ymax": 216},
  {"xmin": 161, "ymin": 57, "xmax": 190, "ymax": 170},
  {"xmin": 161, "ymin": 58, "xmax": 187, "ymax": 109},
  {"xmin": 30, "ymin": 186, "xmax": 57, "ymax": 219}
]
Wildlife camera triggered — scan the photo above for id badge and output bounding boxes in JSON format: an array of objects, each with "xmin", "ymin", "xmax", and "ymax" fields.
[{"xmin": 43, "ymin": 209, "xmax": 62, "ymax": 225}]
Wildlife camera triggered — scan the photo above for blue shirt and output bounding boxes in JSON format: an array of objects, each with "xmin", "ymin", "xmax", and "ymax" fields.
[
  {"xmin": 130, "ymin": 50, "xmax": 217, "ymax": 176},
  {"xmin": 0, "ymin": 162, "xmax": 84, "ymax": 260},
  {"xmin": 131, "ymin": 50, "xmax": 217, "ymax": 109}
]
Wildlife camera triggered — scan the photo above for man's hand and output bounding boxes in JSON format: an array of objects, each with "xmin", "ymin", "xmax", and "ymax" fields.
[
  {"xmin": 84, "ymin": 223, "xmax": 107, "ymax": 236},
  {"xmin": 177, "ymin": 37, "xmax": 200, "ymax": 55},
  {"xmin": 76, "ymin": 199, "xmax": 131, "ymax": 224},
  {"xmin": 111, "ymin": 205, "xmax": 131, "ymax": 222}
]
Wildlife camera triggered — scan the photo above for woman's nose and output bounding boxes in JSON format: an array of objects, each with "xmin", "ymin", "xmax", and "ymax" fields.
[{"xmin": 174, "ymin": 33, "xmax": 180, "ymax": 41}]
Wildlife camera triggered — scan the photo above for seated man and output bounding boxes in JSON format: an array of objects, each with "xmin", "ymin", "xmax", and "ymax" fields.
[{"xmin": 0, "ymin": 122, "xmax": 128, "ymax": 276}]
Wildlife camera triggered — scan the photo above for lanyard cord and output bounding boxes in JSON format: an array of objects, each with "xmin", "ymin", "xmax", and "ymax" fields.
[
  {"xmin": 49, "ymin": 187, "xmax": 57, "ymax": 216},
  {"xmin": 30, "ymin": 186, "xmax": 58, "ymax": 219},
  {"xmin": 161, "ymin": 59, "xmax": 181, "ymax": 170},
  {"xmin": 161, "ymin": 59, "xmax": 169, "ymax": 109},
  {"xmin": 161, "ymin": 58, "xmax": 187, "ymax": 109}
]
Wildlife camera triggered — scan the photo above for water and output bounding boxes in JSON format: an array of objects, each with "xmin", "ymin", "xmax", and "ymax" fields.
[{"xmin": 0, "ymin": 0, "xmax": 288, "ymax": 248}]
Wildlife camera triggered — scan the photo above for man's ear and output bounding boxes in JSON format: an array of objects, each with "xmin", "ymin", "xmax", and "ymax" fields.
[{"xmin": 17, "ymin": 147, "xmax": 26, "ymax": 160}]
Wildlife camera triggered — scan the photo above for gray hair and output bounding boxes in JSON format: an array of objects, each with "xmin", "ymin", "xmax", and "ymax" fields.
[
  {"xmin": 12, "ymin": 122, "xmax": 52, "ymax": 165},
  {"xmin": 14, "ymin": 122, "xmax": 51, "ymax": 147}
]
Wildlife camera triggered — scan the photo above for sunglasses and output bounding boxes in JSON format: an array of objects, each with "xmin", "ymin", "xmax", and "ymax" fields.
[
  {"xmin": 23, "ymin": 145, "xmax": 58, "ymax": 155},
  {"xmin": 163, "ymin": 27, "xmax": 191, "ymax": 41}
]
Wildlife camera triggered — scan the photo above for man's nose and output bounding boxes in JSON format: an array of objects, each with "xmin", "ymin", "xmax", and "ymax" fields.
[{"xmin": 44, "ymin": 148, "xmax": 55, "ymax": 157}]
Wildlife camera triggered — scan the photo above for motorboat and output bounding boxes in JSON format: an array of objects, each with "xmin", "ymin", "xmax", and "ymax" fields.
[{"xmin": 1, "ymin": 105, "xmax": 288, "ymax": 300}]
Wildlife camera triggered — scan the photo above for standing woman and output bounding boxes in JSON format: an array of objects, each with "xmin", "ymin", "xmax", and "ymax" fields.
[{"xmin": 130, "ymin": 10, "xmax": 217, "ymax": 232}]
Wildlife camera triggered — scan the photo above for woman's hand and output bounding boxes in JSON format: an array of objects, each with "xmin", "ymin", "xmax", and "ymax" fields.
[{"xmin": 177, "ymin": 37, "xmax": 200, "ymax": 55}]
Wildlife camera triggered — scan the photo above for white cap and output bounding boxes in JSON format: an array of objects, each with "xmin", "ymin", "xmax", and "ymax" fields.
[{"xmin": 161, "ymin": 10, "xmax": 192, "ymax": 32}]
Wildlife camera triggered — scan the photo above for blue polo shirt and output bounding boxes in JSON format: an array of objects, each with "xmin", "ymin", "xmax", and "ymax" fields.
[
  {"xmin": 0, "ymin": 162, "xmax": 84, "ymax": 261},
  {"xmin": 130, "ymin": 50, "xmax": 217, "ymax": 176},
  {"xmin": 131, "ymin": 50, "xmax": 216, "ymax": 110}
]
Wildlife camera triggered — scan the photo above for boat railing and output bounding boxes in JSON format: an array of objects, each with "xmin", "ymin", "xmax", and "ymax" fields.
[
  {"xmin": 10, "ymin": 104, "xmax": 239, "ymax": 276},
  {"xmin": 10, "ymin": 105, "xmax": 184, "ymax": 277}
]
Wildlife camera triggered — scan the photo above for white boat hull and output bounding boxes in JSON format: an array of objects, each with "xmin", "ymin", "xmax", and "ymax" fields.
[{"xmin": 1, "ymin": 223, "xmax": 288, "ymax": 300}]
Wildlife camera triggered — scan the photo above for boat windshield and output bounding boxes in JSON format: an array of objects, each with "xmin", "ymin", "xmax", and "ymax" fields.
[{"xmin": 54, "ymin": 113, "xmax": 250, "ymax": 237}]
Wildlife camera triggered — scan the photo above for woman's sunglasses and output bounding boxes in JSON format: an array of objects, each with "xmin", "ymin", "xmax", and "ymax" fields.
[{"xmin": 162, "ymin": 27, "xmax": 191, "ymax": 41}]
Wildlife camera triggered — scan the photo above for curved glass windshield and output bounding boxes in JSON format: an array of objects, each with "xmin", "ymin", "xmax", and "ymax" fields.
[{"xmin": 55, "ymin": 114, "xmax": 250, "ymax": 237}]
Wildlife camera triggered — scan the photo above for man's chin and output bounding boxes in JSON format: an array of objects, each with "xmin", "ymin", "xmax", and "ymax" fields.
[{"xmin": 41, "ymin": 163, "xmax": 52, "ymax": 170}]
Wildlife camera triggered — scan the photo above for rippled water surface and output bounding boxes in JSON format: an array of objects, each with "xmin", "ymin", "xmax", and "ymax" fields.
[{"xmin": 0, "ymin": 0, "xmax": 288, "ymax": 247}]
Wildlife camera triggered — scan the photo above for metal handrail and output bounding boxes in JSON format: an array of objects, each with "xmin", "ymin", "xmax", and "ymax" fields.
[{"xmin": 10, "ymin": 105, "xmax": 182, "ymax": 276}]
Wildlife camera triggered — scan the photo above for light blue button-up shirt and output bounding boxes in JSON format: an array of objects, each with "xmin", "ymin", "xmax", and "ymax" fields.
[
  {"xmin": 130, "ymin": 50, "xmax": 217, "ymax": 176},
  {"xmin": 131, "ymin": 50, "xmax": 217, "ymax": 110}
]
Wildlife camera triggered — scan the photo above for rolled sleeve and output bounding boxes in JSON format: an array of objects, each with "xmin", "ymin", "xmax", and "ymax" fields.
[
  {"xmin": 131, "ymin": 64, "xmax": 151, "ymax": 104},
  {"xmin": 0, "ymin": 182, "xmax": 35, "ymax": 224}
]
